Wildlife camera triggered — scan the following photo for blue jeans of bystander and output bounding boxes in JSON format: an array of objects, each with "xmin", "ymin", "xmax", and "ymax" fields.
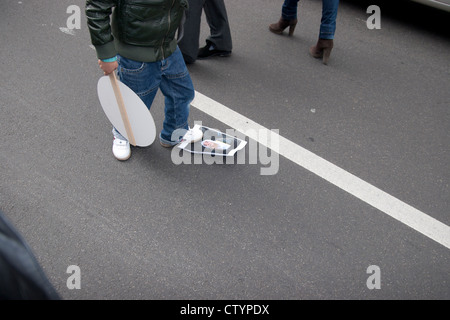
[{"xmin": 281, "ymin": 0, "xmax": 339, "ymax": 39}]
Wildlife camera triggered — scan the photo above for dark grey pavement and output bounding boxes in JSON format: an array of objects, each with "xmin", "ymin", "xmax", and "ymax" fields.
[{"xmin": 0, "ymin": 0, "xmax": 449, "ymax": 300}]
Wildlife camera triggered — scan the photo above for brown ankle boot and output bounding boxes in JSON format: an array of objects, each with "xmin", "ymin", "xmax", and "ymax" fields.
[
  {"xmin": 309, "ymin": 39, "xmax": 334, "ymax": 65},
  {"xmin": 269, "ymin": 17, "xmax": 298, "ymax": 36}
]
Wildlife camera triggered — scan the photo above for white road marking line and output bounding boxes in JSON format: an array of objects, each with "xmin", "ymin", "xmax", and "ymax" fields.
[{"xmin": 191, "ymin": 91, "xmax": 450, "ymax": 249}]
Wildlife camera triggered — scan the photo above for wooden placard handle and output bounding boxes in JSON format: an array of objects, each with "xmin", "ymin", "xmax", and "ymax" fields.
[{"xmin": 109, "ymin": 72, "xmax": 136, "ymax": 146}]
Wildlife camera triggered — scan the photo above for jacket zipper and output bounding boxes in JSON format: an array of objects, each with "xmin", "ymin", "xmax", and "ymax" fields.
[{"xmin": 161, "ymin": 0, "xmax": 176, "ymax": 60}]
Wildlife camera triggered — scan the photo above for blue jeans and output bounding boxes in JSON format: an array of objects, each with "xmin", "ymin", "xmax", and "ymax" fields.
[
  {"xmin": 281, "ymin": 0, "xmax": 339, "ymax": 39},
  {"xmin": 114, "ymin": 47, "xmax": 195, "ymax": 146}
]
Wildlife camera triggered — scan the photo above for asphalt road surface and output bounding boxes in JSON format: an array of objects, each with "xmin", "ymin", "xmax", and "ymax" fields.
[{"xmin": 0, "ymin": 0, "xmax": 449, "ymax": 300}]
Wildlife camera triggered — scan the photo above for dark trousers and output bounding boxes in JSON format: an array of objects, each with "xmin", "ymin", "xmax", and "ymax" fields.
[{"xmin": 179, "ymin": 0, "xmax": 233, "ymax": 62}]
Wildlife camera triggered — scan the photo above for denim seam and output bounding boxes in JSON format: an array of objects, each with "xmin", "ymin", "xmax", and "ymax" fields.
[
  {"xmin": 164, "ymin": 70, "xmax": 189, "ymax": 80},
  {"xmin": 139, "ymin": 85, "xmax": 159, "ymax": 98},
  {"xmin": 119, "ymin": 63, "xmax": 146, "ymax": 74}
]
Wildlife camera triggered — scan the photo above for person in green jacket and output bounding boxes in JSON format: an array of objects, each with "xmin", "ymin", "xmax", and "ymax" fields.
[{"xmin": 86, "ymin": 0, "xmax": 201, "ymax": 161}]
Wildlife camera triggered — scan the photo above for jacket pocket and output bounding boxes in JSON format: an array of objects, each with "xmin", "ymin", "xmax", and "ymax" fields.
[
  {"xmin": 125, "ymin": 1, "xmax": 164, "ymax": 21},
  {"xmin": 121, "ymin": 2, "xmax": 166, "ymax": 46}
]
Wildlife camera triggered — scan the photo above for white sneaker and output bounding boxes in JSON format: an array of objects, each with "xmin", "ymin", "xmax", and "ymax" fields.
[
  {"xmin": 181, "ymin": 126, "xmax": 203, "ymax": 143},
  {"xmin": 112, "ymin": 137, "xmax": 131, "ymax": 161},
  {"xmin": 160, "ymin": 126, "xmax": 203, "ymax": 148}
]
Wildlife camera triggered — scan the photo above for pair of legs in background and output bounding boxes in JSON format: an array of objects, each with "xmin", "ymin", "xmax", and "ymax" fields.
[
  {"xmin": 270, "ymin": 0, "xmax": 340, "ymax": 64},
  {"xmin": 178, "ymin": 0, "xmax": 233, "ymax": 64}
]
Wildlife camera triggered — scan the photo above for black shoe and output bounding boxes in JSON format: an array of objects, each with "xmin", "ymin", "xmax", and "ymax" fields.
[{"xmin": 197, "ymin": 42, "xmax": 231, "ymax": 59}]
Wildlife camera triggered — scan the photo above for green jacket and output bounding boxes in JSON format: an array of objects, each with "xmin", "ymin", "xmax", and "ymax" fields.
[{"xmin": 86, "ymin": 0, "xmax": 189, "ymax": 62}]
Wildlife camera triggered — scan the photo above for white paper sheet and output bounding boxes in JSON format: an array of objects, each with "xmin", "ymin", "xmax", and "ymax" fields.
[{"xmin": 177, "ymin": 125, "xmax": 247, "ymax": 156}]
